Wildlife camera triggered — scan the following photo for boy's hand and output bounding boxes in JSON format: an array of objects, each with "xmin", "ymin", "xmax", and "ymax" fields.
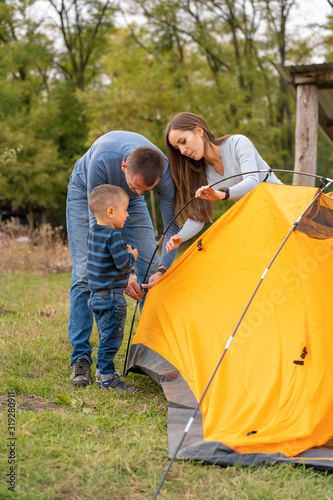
[
  {"xmin": 131, "ymin": 248, "xmax": 138, "ymax": 260},
  {"xmin": 127, "ymin": 245, "xmax": 138, "ymax": 260}
]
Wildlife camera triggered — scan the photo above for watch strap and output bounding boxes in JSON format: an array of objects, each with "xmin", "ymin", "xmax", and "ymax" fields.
[{"xmin": 218, "ymin": 187, "xmax": 230, "ymax": 200}]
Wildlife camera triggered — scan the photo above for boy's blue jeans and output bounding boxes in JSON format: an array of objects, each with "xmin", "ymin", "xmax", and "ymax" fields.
[
  {"xmin": 88, "ymin": 290, "xmax": 127, "ymax": 378},
  {"xmin": 66, "ymin": 178, "xmax": 159, "ymax": 366}
]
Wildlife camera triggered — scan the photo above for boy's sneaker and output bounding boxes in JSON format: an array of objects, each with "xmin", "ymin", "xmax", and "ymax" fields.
[
  {"xmin": 70, "ymin": 358, "xmax": 91, "ymax": 387},
  {"xmin": 100, "ymin": 373, "xmax": 136, "ymax": 394}
]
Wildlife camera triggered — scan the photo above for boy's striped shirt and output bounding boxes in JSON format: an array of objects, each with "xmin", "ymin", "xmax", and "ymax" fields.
[{"xmin": 87, "ymin": 224, "xmax": 135, "ymax": 291}]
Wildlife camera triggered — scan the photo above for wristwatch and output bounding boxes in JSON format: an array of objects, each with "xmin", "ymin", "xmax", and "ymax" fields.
[
  {"xmin": 157, "ymin": 267, "xmax": 167, "ymax": 275},
  {"xmin": 219, "ymin": 187, "xmax": 230, "ymax": 200}
]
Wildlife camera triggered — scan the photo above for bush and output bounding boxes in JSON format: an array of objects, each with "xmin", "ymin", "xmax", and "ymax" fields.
[{"xmin": 0, "ymin": 218, "xmax": 72, "ymax": 274}]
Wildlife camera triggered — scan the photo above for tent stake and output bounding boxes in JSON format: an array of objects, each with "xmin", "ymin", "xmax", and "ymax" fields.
[{"xmin": 151, "ymin": 179, "xmax": 331, "ymax": 499}]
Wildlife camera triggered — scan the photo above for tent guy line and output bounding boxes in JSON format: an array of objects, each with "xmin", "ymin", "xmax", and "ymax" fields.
[
  {"xmin": 151, "ymin": 177, "xmax": 332, "ymax": 500},
  {"xmin": 122, "ymin": 169, "xmax": 333, "ymax": 376}
]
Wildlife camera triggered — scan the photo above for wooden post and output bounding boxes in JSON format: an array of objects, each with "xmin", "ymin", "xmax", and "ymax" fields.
[
  {"xmin": 293, "ymin": 83, "xmax": 318, "ymax": 187},
  {"xmin": 150, "ymin": 190, "xmax": 158, "ymax": 237}
]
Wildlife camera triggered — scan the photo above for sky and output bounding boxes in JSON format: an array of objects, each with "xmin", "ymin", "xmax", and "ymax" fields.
[
  {"xmin": 288, "ymin": 0, "xmax": 332, "ymax": 62},
  {"xmin": 33, "ymin": 0, "xmax": 333, "ymax": 64},
  {"xmin": 291, "ymin": 0, "xmax": 331, "ymax": 31}
]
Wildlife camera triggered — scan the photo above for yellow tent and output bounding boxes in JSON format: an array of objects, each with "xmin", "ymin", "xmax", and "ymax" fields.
[{"xmin": 128, "ymin": 183, "xmax": 333, "ymax": 468}]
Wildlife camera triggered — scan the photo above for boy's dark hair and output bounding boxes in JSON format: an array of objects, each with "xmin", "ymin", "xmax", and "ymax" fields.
[
  {"xmin": 126, "ymin": 146, "xmax": 164, "ymax": 186},
  {"xmin": 89, "ymin": 184, "xmax": 128, "ymax": 216}
]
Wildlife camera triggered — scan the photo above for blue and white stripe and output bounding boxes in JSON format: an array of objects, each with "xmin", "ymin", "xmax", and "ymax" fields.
[{"xmin": 87, "ymin": 224, "xmax": 135, "ymax": 291}]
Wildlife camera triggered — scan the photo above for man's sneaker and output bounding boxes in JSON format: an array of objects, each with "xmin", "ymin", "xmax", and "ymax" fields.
[
  {"xmin": 100, "ymin": 373, "xmax": 136, "ymax": 394},
  {"xmin": 95, "ymin": 374, "xmax": 102, "ymax": 388},
  {"xmin": 70, "ymin": 358, "xmax": 91, "ymax": 387}
]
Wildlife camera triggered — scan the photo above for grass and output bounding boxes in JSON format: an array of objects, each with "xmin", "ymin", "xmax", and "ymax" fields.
[{"xmin": 1, "ymin": 270, "xmax": 333, "ymax": 499}]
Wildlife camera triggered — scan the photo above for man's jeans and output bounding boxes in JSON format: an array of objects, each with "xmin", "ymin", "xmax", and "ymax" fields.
[
  {"xmin": 66, "ymin": 178, "xmax": 159, "ymax": 366},
  {"xmin": 88, "ymin": 290, "xmax": 127, "ymax": 377}
]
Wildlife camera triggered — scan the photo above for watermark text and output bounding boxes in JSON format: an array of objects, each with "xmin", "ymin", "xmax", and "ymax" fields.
[{"xmin": 7, "ymin": 390, "xmax": 16, "ymax": 492}]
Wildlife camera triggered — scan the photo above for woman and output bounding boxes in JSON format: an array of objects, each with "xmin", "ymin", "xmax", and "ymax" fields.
[{"xmin": 165, "ymin": 112, "xmax": 282, "ymax": 253}]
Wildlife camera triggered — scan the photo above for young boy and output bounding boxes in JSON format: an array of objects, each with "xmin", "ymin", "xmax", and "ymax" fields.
[{"xmin": 87, "ymin": 184, "xmax": 138, "ymax": 393}]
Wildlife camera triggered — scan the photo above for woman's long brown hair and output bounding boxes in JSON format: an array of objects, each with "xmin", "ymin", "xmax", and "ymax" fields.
[{"xmin": 165, "ymin": 112, "xmax": 231, "ymax": 224}]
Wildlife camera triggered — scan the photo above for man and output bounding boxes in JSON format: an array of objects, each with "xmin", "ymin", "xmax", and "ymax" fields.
[{"xmin": 66, "ymin": 131, "xmax": 179, "ymax": 387}]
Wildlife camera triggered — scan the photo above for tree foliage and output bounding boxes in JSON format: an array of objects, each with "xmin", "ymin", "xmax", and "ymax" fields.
[
  {"xmin": 46, "ymin": 0, "xmax": 116, "ymax": 89},
  {"xmin": 0, "ymin": 0, "xmax": 332, "ymax": 228}
]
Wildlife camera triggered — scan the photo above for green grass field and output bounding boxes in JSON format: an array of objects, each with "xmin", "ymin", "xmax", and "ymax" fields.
[{"xmin": 1, "ymin": 270, "xmax": 332, "ymax": 499}]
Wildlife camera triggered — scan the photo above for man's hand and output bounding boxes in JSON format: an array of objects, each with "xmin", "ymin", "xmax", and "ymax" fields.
[
  {"xmin": 125, "ymin": 273, "xmax": 144, "ymax": 302},
  {"xmin": 141, "ymin": 268, "xmax": 166, "ymax": 291},
  {"xmin": 166, "ymin": 234, "xmax": 183, "ymax": 253}
]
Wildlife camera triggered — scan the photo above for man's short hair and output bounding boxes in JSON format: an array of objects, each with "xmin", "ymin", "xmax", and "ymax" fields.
[
  {"xmin": 89, "ymin": 184, "xmax": 128, "ymax": 216},
  {"xmin": 126, "ymin": 146, "xmax": 164, "ymax": 187}
]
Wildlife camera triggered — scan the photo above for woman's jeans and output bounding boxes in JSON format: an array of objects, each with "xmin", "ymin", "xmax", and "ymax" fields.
[
  {"xmin": 66, "ymin": 179, "xmax": 159, "ymax": 366},
  {"xmin": 88, "ymin": 290, "xmax": 127, "ymax": 377}
]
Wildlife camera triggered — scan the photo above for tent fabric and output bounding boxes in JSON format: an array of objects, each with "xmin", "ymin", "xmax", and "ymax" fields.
[
  {"xmin": 297, "ymin": 190, "xmax": 333, "ymax": 239},
  {"xmin": 128, "ymin": 183, "xmax": 333, "ymax": 470}
]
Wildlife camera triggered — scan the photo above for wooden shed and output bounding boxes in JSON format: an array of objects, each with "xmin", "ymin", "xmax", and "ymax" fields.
[{"xmin": 276, "ymin": 62, "xmax": 333, "ymax": 186}]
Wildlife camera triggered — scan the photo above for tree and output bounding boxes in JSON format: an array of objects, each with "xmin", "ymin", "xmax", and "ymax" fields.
[
  {"xmin": 0, "ymin": 0, "xmax": 91, "ymax": 226},
  {"xmin": 1, "ymin": 0, "xmax": 332, "ymax": 230},
  {"xmin": 119, "ymin": 1, "xmax": 290, "ymax": 164},
  {"xmin": 46, "ymin": 0, "xmax": 116, "ymax": 89}
]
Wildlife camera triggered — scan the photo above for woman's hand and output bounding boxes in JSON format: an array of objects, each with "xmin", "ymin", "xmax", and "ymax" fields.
[
  {"xmin": 166, "ymin": 234, "xmax": 183, "ymax": 254},
  {"xmin": 195, "ymin": 185, "xmax": 224, "ymax": 200}
]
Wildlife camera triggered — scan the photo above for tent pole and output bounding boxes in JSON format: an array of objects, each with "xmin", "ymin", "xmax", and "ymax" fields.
[
  {"xmin": 123, "ymin": 200, "xmax": 193, "ymax": 375},
  {"xmin": 122, "ymin": 300, "xmax": 139, "ymax": 376},
  {"xmin": 151, "ymin": 179, "xmax": 331, "ymax": 499},
  {"xmin": 123, "ymin": 170, "xmax": 333, "ymax": 376}
]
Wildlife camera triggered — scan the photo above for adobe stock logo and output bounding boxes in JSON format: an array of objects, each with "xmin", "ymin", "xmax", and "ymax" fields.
[
  {"xmin": 229, "ymin": 244, "xmax": 332, "ymax": 350},
  {"xmin": 7, "ymin": 390, "xmax": 16, "ymax": 493}
]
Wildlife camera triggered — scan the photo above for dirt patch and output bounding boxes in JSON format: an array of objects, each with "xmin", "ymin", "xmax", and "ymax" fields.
[
  {"xmin": 38, "ymin": 309, "xmax": 58, "ymax": 317},
  {"xmin": 0, "ymin": 394, "xmax": 61, "ymax": 412},
  {"xmin": 0, "ymin": 306, "xmax": 16, "ymax": 316}
]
